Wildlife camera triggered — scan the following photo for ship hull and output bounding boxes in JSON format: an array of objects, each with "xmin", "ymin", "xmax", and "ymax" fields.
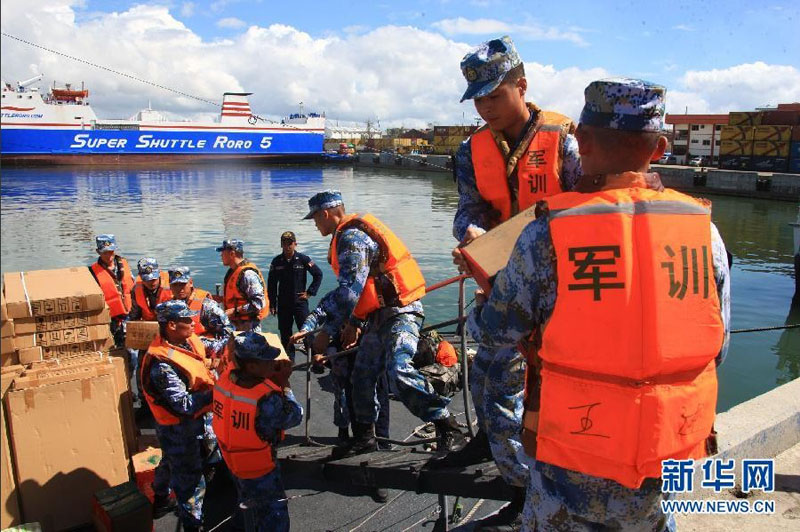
[{"xmin": 0, "ymin": 127, "xmax": 325, "ymax": 165}]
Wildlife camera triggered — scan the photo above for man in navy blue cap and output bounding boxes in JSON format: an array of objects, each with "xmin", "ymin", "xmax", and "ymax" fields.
[
  {"xmin": 212, "ymin": 331, "xmax": 302, "ymax": 531},
  {"xmin": 139, "ymin": 300, "xmax": 217, "ymax": 531},
  {"xmin": 216, "ymin": 239, "xmax": 269, "ymax": 332},
  {"xmin": 292, "ymin": 190, "xmax": 463, "ymax": 460},
  {"xmin": 267, "ymin": 230, "xmax": 323, "ymax": 361},
  {"xmin": 89, "ymin": 234, "xmax": 134, "ymax": 346},
  {"xmin": 439, "ymin": 35, "xmax": 583, "ymax": 530},
  {"xmin": 466, "ymin": 78, "xmax": 730, "ymax": 532}
]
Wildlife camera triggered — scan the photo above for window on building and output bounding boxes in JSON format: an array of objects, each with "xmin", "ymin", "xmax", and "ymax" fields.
[
  {"xmin": 715, "ymin": 125, "xmax": 722, "ymax": 131},
  {"xmin": 691, "ymin": 139, "xmax": 699, "ymax": 144},
  {"xmin": 716, "ymin": 140, "xmax": 720, "ymax": 146},
  {"xmin": 702, "ymin": 140, "xmax": 711, "ymax": 145},
  {"xmin": 691, "ymin": 125, "xmax": 699, "ymax": 131}
]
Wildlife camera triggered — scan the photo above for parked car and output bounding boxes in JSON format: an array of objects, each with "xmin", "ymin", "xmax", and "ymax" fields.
[
  {"xmin": 688, "ymin": 156, "xmax": 704, "ymax": 167},
  {"xmin": 657, "ymin": 154, "xmax": 670, "ymax": 164},
  {"xmin": 658, "ymin": 155, "xmax": 678, "ymax": 165}
]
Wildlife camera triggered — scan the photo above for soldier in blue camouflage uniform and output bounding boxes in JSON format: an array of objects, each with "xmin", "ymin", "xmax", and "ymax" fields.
[
  {"xmin": 439, "ymin": 36, "xmax": 584, "ymax": 531},
  {"xmin": 217, "ymin": 239, "xmax": 267, "ymax": 332},
  {"xmin": 467, "ymin": 78, "xmax": 731, "ymax": 532},
  {"xmin": 145, "ymin": 300, "xmax": 218, "ymax": 531},
  {"xmin": 293, "ymin": 191, "xmax": 462, "ymax": 457},
  {"xmin": 218, "ymin": 332, "xmax": 303, "ymax": 532}
]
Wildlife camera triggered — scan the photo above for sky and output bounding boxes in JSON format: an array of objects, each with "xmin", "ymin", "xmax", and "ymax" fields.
[{"xmin": 1, "ymin": 0, "xmax": 798, "ymax": 129}]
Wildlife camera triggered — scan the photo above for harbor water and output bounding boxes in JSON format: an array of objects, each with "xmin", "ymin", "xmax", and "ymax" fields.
[{"xmin": 1, "ymin": 164, "xmax": 797, "ymax": 413}]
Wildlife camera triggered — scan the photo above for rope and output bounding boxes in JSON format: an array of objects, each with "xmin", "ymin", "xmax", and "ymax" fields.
[{"xmin": 731, "ymin": 324, "xmax": 799, "ymax": 333}]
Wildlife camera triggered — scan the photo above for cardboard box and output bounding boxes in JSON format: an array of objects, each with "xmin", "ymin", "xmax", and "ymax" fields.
[
  {"xmin": 2, "ymin": 336, "xmax": 16, "ymax": 356},
  {"xmin": 1, "ymin": 318, "xmax": 13, "ymax": 338},
  {"xmin": 13, "ymin": 307, "xmax": 111, "ymax": 336},
  {"xmin": 3, "ymin": 268, "xmax": 106, "ymax": 319},
  {"xmin": 1, "ymin": 291, "xmax": 7, "ymax": 323},
  {"xmin": 5, "ymin": 370, "xmax": 129, "ymax": 531},
  {"xmin": 40, "ymin": 338, "xmax": 114, "ymax": 360},
  {"xmin": 17, "ymin": 346, "xmax": 43, "ymax": 365},
  {"xmin": 2, "ymin": 351, "xmax": 21, "ymax": 368},
  {"xmin": 92, "ymin": 481, "xmax": 152, "ymax": 532},
  {"xmin": 125, "ymin": 321, "xmax": 159, "ymax": 350},
  {"xmin": 15, "ymin": 325, "xmax": 111, "ymax": 349},
  {"xmin": 1, "ymin": 371, "xmax": 23, "ymax": 529},
  {"xmin": 461, "ymin": 204, "xmax": 539, "ymax": 292}
]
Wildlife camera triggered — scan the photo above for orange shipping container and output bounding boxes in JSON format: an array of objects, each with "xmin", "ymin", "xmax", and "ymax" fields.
[
  {"xmin": 752, "ymin": 140, "xmax": 790, "ymax": 157},
  {"xmin": 753, "ymin": 125, "xmax": 792, "ymax": 142}
]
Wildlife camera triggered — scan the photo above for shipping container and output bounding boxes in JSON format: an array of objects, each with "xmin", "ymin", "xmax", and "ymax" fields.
[
  {"xmin": 753, "ymin": 125, "xmax": 792, "ymax": 142},
  {"xmin": 751, "ymin": 156, "xmax": 789, "ymax": 173},
  {"xmin": 728, "ymin": 111, "xmax": 763, "ymax": 126},
  {"xmin": 761, "ymin": 110, "xmax": 800, "ymax": 126},
  {"xmin": 720, "ymin": 126, "xmax": 754, "ymax": 141},
  {"xmin": 792, "ymin": 126, "xmax": 800, "ymax": 142},
  {"xmin": 789, "ymin": 157, "xmax": 800, "ymax": 174},
  {"xmin": 791, "ymin": 141, "xmax": 800, "ymax": 160},
  {"xmin": 719, "ymin": 155, "xmax": 752, "ymax": 170},
  {"xmin": 720, "ymin": 140, "xmax": 753, "ymax": 156},
  {"xmin": 752, "ymin": 140, "xmax": 790, "ymax": 157}
]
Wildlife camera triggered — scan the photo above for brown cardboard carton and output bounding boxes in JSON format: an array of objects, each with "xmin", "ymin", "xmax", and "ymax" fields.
[
  {"xmin": 1, "ymin": 290, "xmax": 7, "ymax": 323},
  {"xmin": 2, "ymin": 351, "xmax": 21, "ymax": 368},
  {"xmin": 461, "ymin": 204, "xmax": 538, "ymax": 292},
  {"xmin": 2, "ymin": 336, "xmax": 16, "ymax": 356},
  {"xmin": 1, "ymin": 318, "xmax": 13, "ymax": 338},
  {"xmin": 5, "ymin": 371, "xmax": 129, "ymax": 531},
  {"xmin": 1, "ymin": 370, "xmax": 23, "ymax": 529},
  {"xmin": 13, "ymin": 307, "xmax": 111, "ymax": 336},
  {"xmin": 17, "ymin": 346, "xmax": 43, "ymax": 365},
  {"xmin": 3, "ymin": 268, "xmax": 106, "ymax": 319},
  {"xmin": 15, "ymin": 326, "xmax": 111, "ymax": 349},
  {"xmin": 40, "ymin": 338, "xmax": 114, "ymax": 360},
  {"xmin": 125, "ymin": 321, "xmax": 159, "ymax": 350}
]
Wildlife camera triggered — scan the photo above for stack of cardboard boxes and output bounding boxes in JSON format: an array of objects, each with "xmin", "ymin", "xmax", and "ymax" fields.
[{"xmin": 0, "ymin": 268, "xmax": 140, "ymax": 531}]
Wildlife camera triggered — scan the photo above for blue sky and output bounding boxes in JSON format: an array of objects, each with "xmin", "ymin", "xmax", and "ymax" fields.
[{"xmin": 2, "ymin": 0, "xmax": 799, "ymax": 126}]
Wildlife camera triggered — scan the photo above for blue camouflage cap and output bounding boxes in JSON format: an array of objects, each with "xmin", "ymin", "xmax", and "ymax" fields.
[
  {"xmin": 95, "ymin": 234, "xmax": 117, "ymax": 253},
  {"xmin": 216, "ymin": 239, "xmax": 244, "ymax": 253},
  {"xmin": 459, "ymin": 35, "xmax": 522, "ymax": 103},
  {"xmin": 580, "ymin": 78, "xmax": 666, "ymax": 132},
  {"xmin": 168, "ymin": 266, "xmax": 192, "ymax": 284},
  {"xmin": 303, "ymin": 190, "xmax": 344, "ymax": 220},
  {"xmin": 137, "ymin": 257, "xmax": 161, "ymax": 281},
  {"xmin": 155, "ymin": 300, "xmax": 198, "ymax": 323},
  {"xmin": 234, "ymin": 331, "xmax": 282, "ymax": 362}
]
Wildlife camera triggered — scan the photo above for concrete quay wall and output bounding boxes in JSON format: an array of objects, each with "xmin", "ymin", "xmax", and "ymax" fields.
[{"xmin": 352, "ymin": 155, "xmax": 799, "ymax": 201}]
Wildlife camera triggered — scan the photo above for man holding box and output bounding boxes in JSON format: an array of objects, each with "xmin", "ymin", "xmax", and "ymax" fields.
[{"xmin": 140, "ymin": 300, "xmax": 216, "ymax": 531}]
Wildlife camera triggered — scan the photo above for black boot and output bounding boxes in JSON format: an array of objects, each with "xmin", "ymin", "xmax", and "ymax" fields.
[
  {"xmin": 331, "ymin": 422, "xmax": 376, "ymax": 459},
  {"xmin": 152, "ymin": 492, "xmax": 177, "ymax": 519},
  {"xmin": 371, "ymin": 487, "xmax": 389, "ymax": 503},
  {"xmin": 473, "ymin": 486, "xmax": 525, "ymax": 531},
  {"xmin": 337, "ymin": 426, "xmax": 350, "ymax": 444},
  {"xmin": 427, "ymin": 428, "xmax": 492, "ymax": 469},
  {"xmin": 432, "ymin": 415, "xmax": 467, "ymax": 454}
]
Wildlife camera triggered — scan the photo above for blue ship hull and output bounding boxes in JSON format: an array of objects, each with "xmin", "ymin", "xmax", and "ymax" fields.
[{"xmin": 1, "ymin": 128, "xmax": 324, "ymax": 165}]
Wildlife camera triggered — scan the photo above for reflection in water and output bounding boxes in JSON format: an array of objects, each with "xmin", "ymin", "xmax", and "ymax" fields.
[
  {"xmin": 774, "ymin": 301, "xmax": 800, "ymax": 385},
  {"xmin": 1, "ymin": 166, "xmax": 797, "ymax": 411}
]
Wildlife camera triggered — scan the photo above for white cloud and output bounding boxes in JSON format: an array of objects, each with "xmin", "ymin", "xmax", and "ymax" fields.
[
  {"xmin": 1, "ymin": 2, "xmax": 795, "ymax": 131},
  {"xmin": 432, "ymin": 16, "xmax": 587, "ymax": 46},
  {"xmin": 217, "ymin": 17, "xmax": 246, "ymax": 29},
  {"xmin": 180, "ymin": 2, "xmax": 195, "ymax": 17},
  {"xmin": 673, "ymin": 62, "xmax": 800, "ymax": 114},
  {"xmin": 672, "ymin": 24, "xmax": 694, "ymax": 32}
]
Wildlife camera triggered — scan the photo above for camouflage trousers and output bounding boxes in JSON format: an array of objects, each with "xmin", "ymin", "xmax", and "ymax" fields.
[
  {"xmin": 236, "ymin": 465, "xmax": 290, "ymax": 532},
  {"xmin": 330, "ymin": 348, "xmax": 353, "ymax": 428},
  {"xmin": 352, "ymin": 310, "xmax": 451, "ymax": 424},
  {"xmin": 519, "ymin": 453, "xmax": 676, "ymax": 532},
  {"xmin": 152, "ymin": 418, "xmax": 207, "ymax": 527},
  {"xmin": 470, "ymin": 345, "xmax": 528, "ymax": 487},
  {"xmin": 231, "ymin": 318, "xmax": 262, "ymax": 332}
]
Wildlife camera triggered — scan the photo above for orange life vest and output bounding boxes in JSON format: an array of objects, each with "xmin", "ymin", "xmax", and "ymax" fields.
[
  {"xmin": 184, "ymin": 287, "xmax": 211, "ymax": 336},
  {"xmin": 140, "ymin": 333, "xmax": 215, "ymax": 426},
  {"xmin": 212, "ymin": 367, "xmax": 284, "ymax": 479},
  {"xmin": 223, "ymin": 261, "xmax": 270, "ymax": 321},
  {"xmin": 471, "ymin": 110, "xmax": 573, "ymax": 225},
  {"xmin": 90, "ymin": 257, "xmax": 134, "ymax": 318},
  {"xmin": 328, "ymin": 213, "xmax": 426, "ymax": 320},
  {"xmin": 132, "ymin": 274, "xmax": 173, "ymax": 321},
  {"xmin": 521, "ymin": 186, "xmax": 724, "ymax": 489}
]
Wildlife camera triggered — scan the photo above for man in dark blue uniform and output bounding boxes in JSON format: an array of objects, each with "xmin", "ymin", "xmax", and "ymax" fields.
[{"xmin": 267, "ymin": 231, "xmax": 323, "ymax": 360}]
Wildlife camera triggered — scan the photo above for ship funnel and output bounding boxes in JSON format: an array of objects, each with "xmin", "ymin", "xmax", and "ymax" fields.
[
  {"xmin": 220, "ymin": 92, "xmax": 253, "ymax": 124},
  {"xmin": 18, "ymin": 74, "xmax": 44, "ymax": 90}
]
